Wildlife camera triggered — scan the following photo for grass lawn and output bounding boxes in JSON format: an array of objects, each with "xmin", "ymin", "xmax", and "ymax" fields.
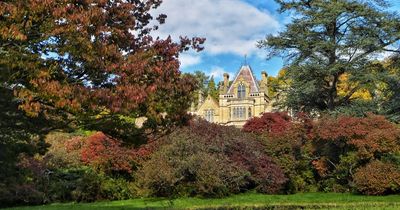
[{"xmin": 5, "ymin": 192, "xmax": 400, "ymax": 210}]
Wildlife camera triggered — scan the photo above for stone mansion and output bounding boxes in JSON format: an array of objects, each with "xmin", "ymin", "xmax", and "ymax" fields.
[{"xmin": 192, "ymin": 64, "xmax": 273, "ymax": 127}]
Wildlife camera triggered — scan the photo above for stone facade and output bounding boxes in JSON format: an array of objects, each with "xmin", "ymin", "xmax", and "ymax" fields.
[{"xmin": 193, "ymin": 65, "xmax": 273, "ymax": 127}]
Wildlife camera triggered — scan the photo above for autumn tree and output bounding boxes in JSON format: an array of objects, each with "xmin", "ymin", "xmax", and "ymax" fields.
[
  {"xmin": 311, "ymin": 114, "xmax": 400, "ymax": 191},
  {"xmin": 259, "ymin": 0, "xmax": 400, "ymax": 112},
  {"xmin": 0, "ymin": 0, "xmax": 204, "ymax": 143},
  {"xmin": 0, "ymin": 1, "xmax": 204, "ymax": 204}
]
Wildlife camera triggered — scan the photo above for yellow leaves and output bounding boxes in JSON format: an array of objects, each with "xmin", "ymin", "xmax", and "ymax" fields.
[
  {"xmin": 277, "ymin": 68, "xmax": 287, "ymax": 78},
  {"xmin": 267, "ymin": 68, "xmax": 290, "ymax": 97},
  {"xmin": 337, "ymin": 73, "xmax": 372, "ymax": 100}
]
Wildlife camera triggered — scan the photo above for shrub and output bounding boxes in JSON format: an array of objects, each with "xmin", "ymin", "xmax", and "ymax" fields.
[
  {"xmin": 136, "ymin": 120, "xmax": 286, "ymax": 197},
  {"xmin": 137, "ymin": 136, "xmax": 247, "ymax": 197},
  {"xmin": 80, "ymin": 132, "xmax": 137, "ymax": 176},
  {"xmin": 307, "ymin": 114, "xmax": 400, "ymax": 192},
  {"xmin": 313, "ymin": 114, "xmax": 400, "ymax": 161},
  {"xmin": 311, "ymin": 114, "xmax": 400, "ymax": 186},
  {"xmin": 353, "ymin": 160, "xmax": 400, "ymax": 195},
  {"xmin": 243, "ymin": 112, "xmax": 316, "ymax": 193},
  {"xmin": 186, "ymin": 120, "xmax": 287, "ymax": 194}
]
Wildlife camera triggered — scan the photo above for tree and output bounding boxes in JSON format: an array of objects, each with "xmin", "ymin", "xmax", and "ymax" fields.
[
  {"xmin": 311, "ymin": 114, "xmax": 400, "ymax": 191},
  {"xmin": 0, "ymin": 86, "xmax": 52, "ymax": 206},
  {"xmin": 0, "ymin": 0, "xmax": 205, "ymax": 143},
  {"xmin": 186, "ymin": 71, "xmax": 210, "ymax": 107},
  {"xmin": 259, "ymin": 0, "xmax": 400, "ymax": 112},
  {"xmin": 207, "ymin": 76, "xmax": 219, "ymax": 100},
  {"xmin": 380, "ymin": 55, "xmax": 400, "ymax": 123}
]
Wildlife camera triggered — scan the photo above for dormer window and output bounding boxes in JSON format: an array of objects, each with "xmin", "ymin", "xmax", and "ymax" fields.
[{"xmin": 237, "ymin": 83, "xmax": 246, "ymax": 99}]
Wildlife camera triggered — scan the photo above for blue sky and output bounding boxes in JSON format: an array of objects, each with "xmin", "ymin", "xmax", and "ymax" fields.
[{"xmin": 153, "ymin": 0, "xmax": 400, "ymax": 81}]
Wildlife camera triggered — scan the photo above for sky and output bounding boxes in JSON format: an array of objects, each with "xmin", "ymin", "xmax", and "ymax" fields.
[{"xmin": 152, "ymin": 0, "xmax": 400, "ymax": 81}]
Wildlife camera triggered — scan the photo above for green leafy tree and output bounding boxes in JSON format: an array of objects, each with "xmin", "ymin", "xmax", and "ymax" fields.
[
  {"xmin": 207, "ymin": 76, "xmax": 219, "ymax": 100},
  {"xmin": 381, "ymin": 55, "xmax": 400, "ymax": 123},
  {"xmin": 0, "ymin": 86, "xmax": 54, "ymax": 206},
  {"xmin": 259, "ymin": 0, "xmax": 400, "ymax": 112},
  {"xmin": 186, "ymin": 71, "xmax": 210, "ymax": 107}
]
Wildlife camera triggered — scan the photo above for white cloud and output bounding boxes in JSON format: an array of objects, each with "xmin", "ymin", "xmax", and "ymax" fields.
[
  {"xmin": 179, "ymin": 53, "xmax": 202, "ymax": 68},
  {"xmin": 152, "ymin": 0, "xmax": 280, "ymax": 57},
  {"xmin": 206, "ymin": 66, "xmax": 234, "ymax": 80}
]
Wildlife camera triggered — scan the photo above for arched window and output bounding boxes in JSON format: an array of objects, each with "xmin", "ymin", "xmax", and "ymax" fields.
[{"xmin": 237, "ymin": 83, "xmax": 246, "ymax": 99}]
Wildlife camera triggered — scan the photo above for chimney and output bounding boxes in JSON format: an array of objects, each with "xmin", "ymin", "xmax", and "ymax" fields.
[
  {"xmin": 261, "ymin": 71, "xmax": 268, "ymax": 81},
  {"xmin": 260, "ymin": 71, "xmax": 268, "ymax": 96},
  {"xmin": 223, "ymin": 73, "xmax": 229, "ymax": 87}
]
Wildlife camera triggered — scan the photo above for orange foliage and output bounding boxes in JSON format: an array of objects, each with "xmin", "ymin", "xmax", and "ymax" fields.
[
  {"xmin": 313, "ymin": 114, "xmax": 400, "ymax": 160},
  {"xmin": 353, "ymin": 161, "xmax": 400, "ymax": 195}
]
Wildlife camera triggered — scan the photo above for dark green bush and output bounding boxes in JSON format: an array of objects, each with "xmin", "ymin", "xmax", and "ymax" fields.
[{"xmin": 32, "ymin": 165, "xmax": 136, "ymax": 202}]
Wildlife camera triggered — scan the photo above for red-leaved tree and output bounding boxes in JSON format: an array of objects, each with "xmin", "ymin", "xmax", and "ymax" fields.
[
  {"xmin": 1, "ymin": 0, "xmax": 205, "ymax": 143},
  {"xmin": 310, "ymin": 114, "xmax": 400, "ymax": 193},
  {"xmin": 242, "ymin": 112, "xmax": 292, "ymax": 135},
  {"xmin": 80, "ymin": 132, "xmax": 136, "ymax": 175}
]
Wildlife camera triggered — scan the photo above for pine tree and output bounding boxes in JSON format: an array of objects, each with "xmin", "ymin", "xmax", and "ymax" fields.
[{"xmin": 259, "ymin": 0, "xmax": 400, "ymax": 112}]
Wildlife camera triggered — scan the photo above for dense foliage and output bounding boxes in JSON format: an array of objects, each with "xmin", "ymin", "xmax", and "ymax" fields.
[
  {"xmin": 353, "ymin": 160, "xmax": 400, "ymax": 195},
  {"xmin": 244, "ymin": 112, "xmax": 315, "ymax": 193},
  {"xmin": 137, "ymin": 120, "xmax": 287, "ymax": 197},
  {"xmin": 0, "ymin": 87, "xmax": 52, "ymax": 206},
  {"xmin": 0, "ymin": 0, "xmax": 204, "ymax": 143},
  {"xmin": 0, "ymin": 131, "xmax": 145, "ymax": 206},
  {"xmin": 244, "ymin": 112, "xmax": 400, "ymax": 195}
]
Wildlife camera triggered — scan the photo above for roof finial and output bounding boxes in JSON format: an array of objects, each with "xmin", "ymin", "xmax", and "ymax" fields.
[{"xmin": 244, "ymin": 54, "xmax": 247, "ymax": 66}]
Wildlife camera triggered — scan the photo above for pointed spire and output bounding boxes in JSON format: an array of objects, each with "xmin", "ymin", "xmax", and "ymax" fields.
[{"xmin": 244, "ymin": 54, "xmax": 247, "ymax": 66}]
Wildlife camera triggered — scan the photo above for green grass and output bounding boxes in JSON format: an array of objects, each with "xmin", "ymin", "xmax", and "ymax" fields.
[{"xmin": 5, "ymin": 192, "xmax": 400, "ymax": 210}]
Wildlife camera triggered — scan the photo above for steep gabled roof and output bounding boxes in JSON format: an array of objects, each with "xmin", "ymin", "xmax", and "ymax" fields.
[
  {"xmin": 227, "ymin": 65, "xmax": 259, "ymax": 94},
  {"xmin": 197, "ymin": 94, "xmax": 220, "ymax": 111}
]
